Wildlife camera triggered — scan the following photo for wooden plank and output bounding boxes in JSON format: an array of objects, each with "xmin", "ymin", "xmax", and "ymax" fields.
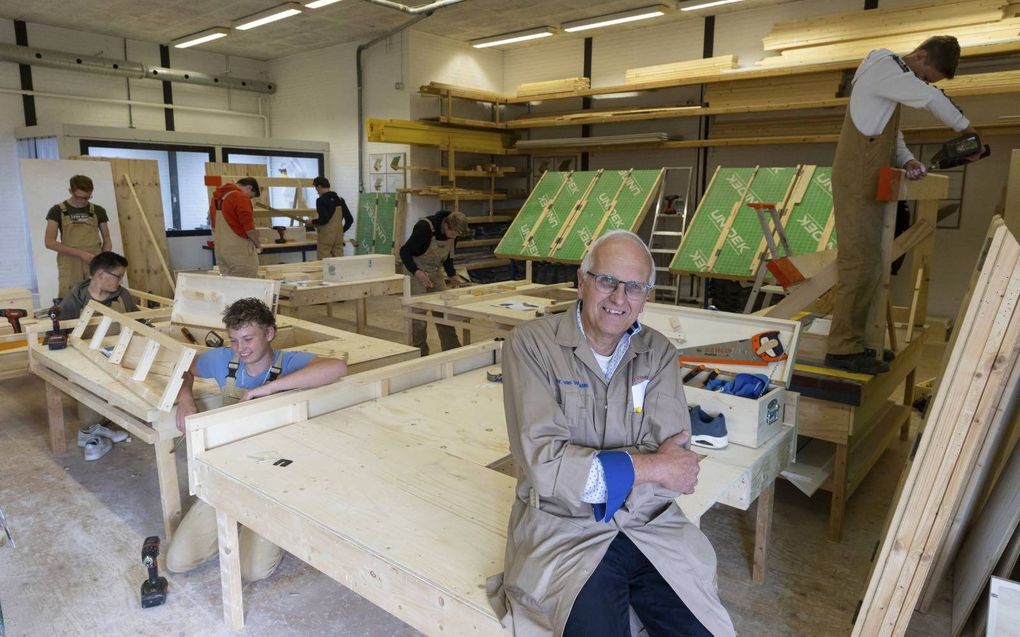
[
  {"xmin": 1004, "ymin": 148, "xmax": 1020, "ymax": 237},
  {"xmin": 852, "ymin": 218, "xmax": 1020, "ymax": 635},
  {"xmin": 516, "ymin": 77, "xmax": 589, "ymax": 97},
  {"xmin": 217, "ymin": 510, "xmax": 245, "ymax": 629},
  {"xmin": 367, "ymin": 119, "xmax": 514, "ymax": 154}
]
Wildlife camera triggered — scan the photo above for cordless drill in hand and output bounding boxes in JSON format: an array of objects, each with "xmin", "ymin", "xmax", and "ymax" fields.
[{"xmin": 140, "ymin": 536, "xmax": 168, "ymax": 608}]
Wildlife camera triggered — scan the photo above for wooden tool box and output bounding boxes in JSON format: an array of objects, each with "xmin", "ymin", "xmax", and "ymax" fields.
[
  {"xmin": 322, "ymin": 253, "xmax": 395, "ymax": 284},
  {"xmin": 640, "ymin": 303, "xmax": 802, "ymax": 448}
]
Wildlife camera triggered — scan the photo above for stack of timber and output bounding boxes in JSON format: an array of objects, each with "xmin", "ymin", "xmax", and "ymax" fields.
[
  {"xmin": 761, "ymin": 0, "xmax": 1004, "ymax": 52},
  {"xmin": 367, "ymin": 118, "xmax": 515, "ymax": 154},
  {"xmin": 400, "ymin": 186, "xmax": 508, "ymax": 201},
  {"xmin": 759, "ymin": 0, "xmax": 1020, "ymax": 67},
  {"xmin": 937, "ymin": 69, "xmax": 1020, "ymax": 97},
  {"xmin": 852, "ymin": 217, "xmax": 1020, "ymax": 636},
  {"xmin": 710, "ymin": 115, "xmax": 843, "ymax": 140},
  {"xmin": 704, "ymin": 71, "xmax": 844, "ymax": 109},
  {"xmin": 623, "ymin": 54, "xmax": 738, "ymax": 84},
  {"xmin": 516, "ymin": 77, "xmax": 590, "ymax": 97},
  {"xmin": 516, "ymin": 132, "xmax": 671, "ymax": 150}
]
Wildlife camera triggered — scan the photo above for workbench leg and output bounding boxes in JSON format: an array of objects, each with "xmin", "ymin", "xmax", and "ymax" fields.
[
  {"xmin": 45, "ymin": 381, "xmax": 66, "ymax": 454},
  {"xmin": 326, "ymin": 303, "xmax": 334, "ymax": 319},
  {"xmin": 753, "ymin": 481, "xmax": 775, "ymax": 585},
  {"xmin": 355, "ymin": 298, "xmax": 368, "ymax": 334},
  {"xmin": 462, "ymin": 327, "xmax": 472, "ymax": 346},
  {"xmin": 217, "ymin": 510, "xmax": 245, "ymax": 630},
  {"xmin": 902, "ymin": 368, "xmax": 916, "ymax": 441},
  {"xmin": 829, "ymin": 443, "xmax": 849, "ymax": 542},
  {"xmin": 404, "ymin": 311, "xmax": 414, "ymax": 346},
  {"xmin": 154, "ymin": 436, "xmax": 183, "ymax": 539}
]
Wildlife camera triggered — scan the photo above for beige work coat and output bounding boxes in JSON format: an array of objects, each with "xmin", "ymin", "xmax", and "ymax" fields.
[{"xmin": 488, "ymin": 304, "xmax": 735, "ymax": 637}]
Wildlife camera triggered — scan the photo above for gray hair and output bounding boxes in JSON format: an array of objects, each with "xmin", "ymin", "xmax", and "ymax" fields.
[{"xmin": 579, "ymin": 230, "xmax": 656, "ymax": 287}]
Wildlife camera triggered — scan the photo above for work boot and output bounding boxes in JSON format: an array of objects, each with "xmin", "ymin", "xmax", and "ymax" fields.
[
  {"xmin": 824, "ymin": 352, "xmax": 890, "ymax": 375},
  {"xmin": 865, "ymin": 348, "xmax": 896, "ymax": 363}
]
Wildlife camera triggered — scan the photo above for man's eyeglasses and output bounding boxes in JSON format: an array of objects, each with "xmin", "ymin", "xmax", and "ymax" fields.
[
  {"xmin": 585, "ymin": 271, "xmax": 652, "ymax": 300},
  {"xmin": 103, "ymin": 270, "xmax": 125, "ymax": 282}
]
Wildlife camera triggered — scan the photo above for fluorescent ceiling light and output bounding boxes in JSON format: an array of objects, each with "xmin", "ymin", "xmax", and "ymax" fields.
[
  {"xmin": 563, "ymin": 5, "xmax": 671, "ymax": 33},
  {"xmin": 234, "ymin": 3, "xmax": 303, "ymax": 30},
  {"xmin": 679, "ymin": 0, "xmax": 746, "ymax": 12},
  {"xmin": 172, "ymin": 27, "xmax": 230, "ymax": 48},
  {"xmin": 305, "ymin": 0, "xmax": 343, "ymax": 7},
  {"xmin": 471, "ymin": 27, "xmax": 556, "ymax": 49}
]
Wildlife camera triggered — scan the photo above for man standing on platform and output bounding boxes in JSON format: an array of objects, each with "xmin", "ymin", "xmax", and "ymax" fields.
[
  {"xmin": 209, "ymin": 177, "xmax": 262, "ymax": 278},
  {"xmin": 826, "ymin": 35, "xmax": 976, "ymax": 374},
  {"xmin": 311, "ymin": 176, "xmax": 353, "ymax": 259},
  {"xmin": 489, "ymin": 230, "xmax": 734, "ymax": 637},
  {"xmin": 44, "ymin": 174, "xmax": 112, "ymax": 297},
  {"xmin": 399, "ymin": 209, "xmax": 469, "ymax": 356}
]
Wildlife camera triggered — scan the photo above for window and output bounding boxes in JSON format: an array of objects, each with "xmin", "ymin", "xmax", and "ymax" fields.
[
  {"xmin": 81, "ymin": 140, "xmax": 216, "ymax": 233},
  {"xmin": 223, "ymin": 148, "xmax": 325, "ymax": 227}
]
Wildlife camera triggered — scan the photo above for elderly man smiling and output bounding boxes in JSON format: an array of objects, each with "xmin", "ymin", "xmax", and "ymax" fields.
[{"xmin": 489, "ymin": 230, "xmax": 734, "ymax": 637}]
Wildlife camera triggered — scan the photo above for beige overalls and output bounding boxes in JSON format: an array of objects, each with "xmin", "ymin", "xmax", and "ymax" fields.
[
  {"xmin": 165, "ymin": 351, "xmax": 287, "ymax": 582},
  {"xmin": 316, "ymin": 201, "xmax": 344, "ymax": 259},
  {"xmin": 827, "ymin": 102, "xmax": 901, "ymax": 355},
  {"xmin": 409, "ymin": 218, "xmax": 462, "ymax": 356},
  {"xmin": 212, "ymin": 191, "xmax": 259, "ymax": 278},
  {"xmin": 56, "ymin": 201, "xmax": 103, "ymax": 298}
]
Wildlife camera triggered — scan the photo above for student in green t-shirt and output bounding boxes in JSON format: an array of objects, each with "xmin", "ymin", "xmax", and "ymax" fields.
[{"xmin": 44, "ymin": 174, "xmax": 112, "ymax": 298}]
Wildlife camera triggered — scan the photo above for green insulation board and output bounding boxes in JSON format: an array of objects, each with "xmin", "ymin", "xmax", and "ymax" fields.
[
  {"xmin": 670, "ymin": 167, "xmax": 756, "ymax": 276},
  {"xmin": 711, "ymin": 166, "xmax": 800, "ymax": 278},
  {"xmin": 552, "ymin": 169, "xmax": 664, "ymax": 263},
  {"xmin": 355, "ymin": 193, "xmax": 397, "ymax": 255},
  {"xmin": 496, "ymin": 169, "xmax": 664, "ymax": 263},
  {"xmin": 784, "ymin": 166, "xmax": 837, "ymax": 254}
]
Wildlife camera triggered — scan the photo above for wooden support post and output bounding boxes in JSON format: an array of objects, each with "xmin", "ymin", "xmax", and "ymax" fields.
[
  {"xmin": 45, "ymin": 381, "xmax": 65, "ymax": 454},
  {"xmin": 863, "ymin": 202, "xmax": 897, "ymax": 352},
  {"xmin": 154, "ymin": 434, "xmax": 183, "ymax": 538},
  {"xmin": 886, "ymin": 300, "xmax": 898, "ymax": 353},
  {"xmin": 217, "ymin": 510, "xmax": 245, "ymax": 629},
  {"xmin": 753, "ymin": 481, "xmax": 775, "ymax": 585},
  {"xmin": 902, "ymin": 369, "xmax": 916, "ymax": 441},
  {"xmin": 906, "ymin": 263, "xmax": 925, "ymax": 343},
  {"xmin": 912, "ymin": 199, "xmax": 938, "ymax": 327},
  {"xmin": 355, "ymin": 298, "xmax": 368, "ymax": 334},
  {"xmin": 830, "ymin": 442, "xmax": 849, "ymax": 542}
]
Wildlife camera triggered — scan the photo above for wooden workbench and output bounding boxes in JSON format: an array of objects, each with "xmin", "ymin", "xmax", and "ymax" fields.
[
  {"xmin": 401, "ymin": 279, "xmax": 578, "ymax": 344},
  {"xmin": 201, "ymin": 261, "xmax": 407, "ymax": 333},
  {"xmin": 789, "ymin": 323, "xmax": 928, "ymax": 541},
  {"xmin": 186, "ymin": 342, "xmax": 796, "ymax": 630},
  {"xmin": 27, "ymin": 310, "xmax": 418, "ymax": 540}
]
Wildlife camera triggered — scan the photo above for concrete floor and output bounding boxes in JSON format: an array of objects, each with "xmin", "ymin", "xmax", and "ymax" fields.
[{"xmin": 0, "ymin": 295, "xmax": 958, "ymax": 636}]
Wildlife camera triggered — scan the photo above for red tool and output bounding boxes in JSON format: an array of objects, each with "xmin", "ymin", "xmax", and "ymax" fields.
[
  {"xmin": 0, "ymin": 308, "xmax": 28, "ymax": 333},
  {"xmin": 677, "ymin": 331, "xmax": 787, "ymax": 367}
]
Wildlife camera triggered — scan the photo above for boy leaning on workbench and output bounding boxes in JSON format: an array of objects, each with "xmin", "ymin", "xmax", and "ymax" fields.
[{"xmin": 166, "ymin": 297, "xmax": 347, "ymax": 581}]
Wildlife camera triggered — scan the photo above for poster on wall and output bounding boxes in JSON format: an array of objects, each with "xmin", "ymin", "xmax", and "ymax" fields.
[
  {"xmin": 369, "ymin": 152, "xmax": 407, "ymax": 193},
  {"xmin": 20, "ymin": 159, "xmax": 126, "ymax": 307},
  {"xmin": 532, "ymin": 155, "xmax": 580, "ymax": 186}
]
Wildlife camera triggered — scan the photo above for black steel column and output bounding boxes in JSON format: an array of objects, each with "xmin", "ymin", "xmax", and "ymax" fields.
[
  {"xmin": 159, "ymin": 45, "xmax": 175, "ymax": 131},
  {"xmin": 14, "ymin": 21, "xmax": 37, "ymax": 127},
  {"xmin": 580, "ymin": 37, "xmax": 593, "ymax": 170}
]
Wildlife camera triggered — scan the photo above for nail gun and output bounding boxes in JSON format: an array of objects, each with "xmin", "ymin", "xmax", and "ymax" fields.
[{"xmin": 928, "ymin": 133, "xmax": 990, "ymax": 170}]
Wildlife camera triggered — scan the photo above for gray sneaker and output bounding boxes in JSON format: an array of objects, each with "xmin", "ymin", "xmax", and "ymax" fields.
[
  {"xmin": 77, "ymin": 423, "xmax": 128, "ymax": 447},
  {"xmin": 82, "ymin": 435, "xmax": 113, "ymax": 461}
]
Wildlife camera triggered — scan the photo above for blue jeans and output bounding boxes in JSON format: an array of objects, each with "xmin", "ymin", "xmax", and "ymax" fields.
[{"xmin": 564, "ymin": 533, "xmax": 712, "ymax": 637}]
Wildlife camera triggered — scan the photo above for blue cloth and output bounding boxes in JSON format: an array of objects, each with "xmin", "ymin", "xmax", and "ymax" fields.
[
  {"xmin": 591, "ymin": 451, "xmax": 635, "ymax": 522},
  {"xmin": 195, "ymin": 347, "xmax": 315, "ymax": 389},
  {"xmin": 705, "ymin": 373, "xmax": 770, "ymax": 398}
]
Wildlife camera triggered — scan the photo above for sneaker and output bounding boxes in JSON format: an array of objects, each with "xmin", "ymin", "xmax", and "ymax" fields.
[
  {"xmin": 77, "ymin": 423, "xmax": 129, "ymax": 447},
  {"xmin": 865, "ymin": 348, "xmax": 896, "ymax": 363},
  {"xmin": 82, "ymin": 435, "xmax": 113, "ymax": 461},
  {"xmin": 824, "ymin": 352, "xmax": 890, "ymax": 374},
  {"xmin": 690, "ymin": 406, "xmax": 729, "ymax": 450}
]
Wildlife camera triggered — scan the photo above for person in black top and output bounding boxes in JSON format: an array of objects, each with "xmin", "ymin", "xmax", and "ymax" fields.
[
  {"xmin": 311, "ymin": 176, "xmax": 354, "ymax": 259},
  {"xmin": 399, "ymin": 210, "xmax": 469, "ymax": 356}
]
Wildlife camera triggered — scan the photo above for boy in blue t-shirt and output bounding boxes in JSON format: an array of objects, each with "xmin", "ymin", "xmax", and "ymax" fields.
[{"xmin": 167, "ymin": 297, "xmax": 347, "ymax": 582}]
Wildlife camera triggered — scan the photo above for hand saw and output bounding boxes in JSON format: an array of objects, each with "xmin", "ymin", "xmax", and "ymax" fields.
[{"xmin": 677, "ymin": 330, "xmax": 786, "ymax": 367}]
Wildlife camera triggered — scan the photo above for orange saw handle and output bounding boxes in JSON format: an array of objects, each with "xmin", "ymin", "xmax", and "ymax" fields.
[{"xmin": 751, "ymin": 330, "xmax": 786, "ymax": 363}]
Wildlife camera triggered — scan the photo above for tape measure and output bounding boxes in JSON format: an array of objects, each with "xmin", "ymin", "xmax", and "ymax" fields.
[{"xmin": 486, "ymin": 366, "xmax": 503, "ymax": 383}]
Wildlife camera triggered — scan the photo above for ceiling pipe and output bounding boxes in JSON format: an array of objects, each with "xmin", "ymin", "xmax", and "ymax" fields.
[
  {"xmin": 360, "ymin": 0, "xmax": 465, "ymax": 14},
  {"xmin": 0, "ymin": 43, "xmax": 275, "ymax": 94},
  {"xmin": 357, "ymin": 12, "xmax": 432, "ymax": 192}
]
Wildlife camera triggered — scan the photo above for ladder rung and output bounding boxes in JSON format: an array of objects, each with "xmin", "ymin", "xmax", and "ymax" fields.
[
  {"xmin": 761, "ymin": 284, "xmax": 786, "ymax": 294},
  {"xmin": 649, "ymin": 249, "xmax": 675, "ymax": 254},
  {"xmin": 652, "ymin": 231, "xmax": 683, "ymax": 237},
  {"xmin": 653, "ymin": 267, "xmax": 672, "ymax": 272}
]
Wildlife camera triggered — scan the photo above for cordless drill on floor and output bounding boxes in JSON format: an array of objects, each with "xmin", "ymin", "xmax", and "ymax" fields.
[{"xmin": 140, "ymin": 536, "xmax": 168, "ymax": 608}]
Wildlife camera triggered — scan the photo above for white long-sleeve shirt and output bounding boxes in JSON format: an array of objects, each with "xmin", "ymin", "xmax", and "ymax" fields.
[{"xmin": 848, "ymin": 49, "xmax": 970, "ymax": 167}]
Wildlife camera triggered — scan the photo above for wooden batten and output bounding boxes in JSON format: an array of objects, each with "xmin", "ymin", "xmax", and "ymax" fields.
[{"xmin": 516, "ymin": 77, "xmax": 590, "ymax": 97}]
